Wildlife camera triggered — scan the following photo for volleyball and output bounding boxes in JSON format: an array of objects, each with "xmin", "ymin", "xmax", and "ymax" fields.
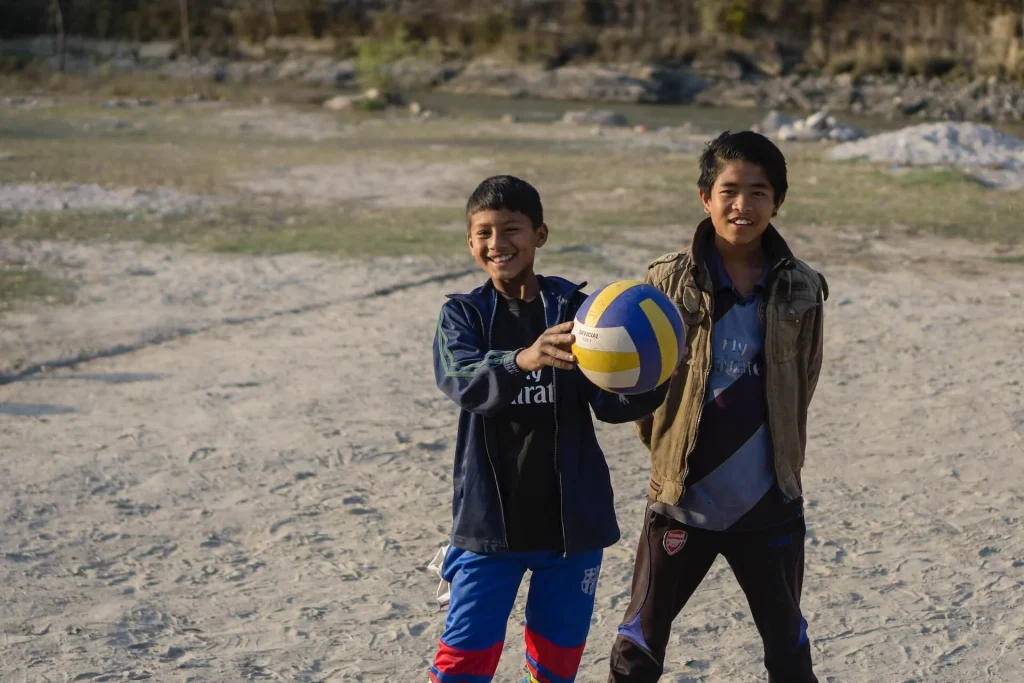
[{"xmin": 571, "ymin": 280, "xmax": 686, "ymax": 395}]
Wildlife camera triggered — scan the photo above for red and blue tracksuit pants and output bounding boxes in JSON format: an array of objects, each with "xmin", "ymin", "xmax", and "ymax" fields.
[{"xmin": 430, "ymin": 546, "xmax": 604, "ymax": 683}]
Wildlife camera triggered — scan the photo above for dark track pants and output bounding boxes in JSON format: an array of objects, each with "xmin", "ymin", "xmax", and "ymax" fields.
[{"xmin": 608, "ymin": 509, "xmax": 817, "ymax": 683}]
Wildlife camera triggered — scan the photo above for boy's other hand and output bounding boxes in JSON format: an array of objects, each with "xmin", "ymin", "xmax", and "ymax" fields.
[{"xmin": 516, "ymin": 321, "xmax": 576, "ymax": 372}]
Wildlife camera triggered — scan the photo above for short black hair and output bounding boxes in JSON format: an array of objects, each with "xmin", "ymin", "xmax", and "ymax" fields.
[
  {"xmin": 466, "ymin": 175, "xmax": 544, "ymax": 229},
  {"xmin": 697, "ymin": 131, "xmax": 788, "ymax": 202}
]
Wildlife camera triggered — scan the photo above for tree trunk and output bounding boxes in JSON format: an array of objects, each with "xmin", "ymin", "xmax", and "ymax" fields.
[
  {"xmin": 50, "ymin": 0, "xmax": 66, "ymax": 72},
  {"xmin": 180, "ymin": 0, "xmax": 194, "ymax": 93},
  {"xmin": 266, "ymin": 0, "xmax": 279, "ymax": 37}
]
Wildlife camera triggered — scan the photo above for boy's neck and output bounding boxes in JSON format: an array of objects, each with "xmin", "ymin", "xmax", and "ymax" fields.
[
  {"xmin": 713, "ymin": 234, "xmax": 766, "ymax": 269},
  {"xmin": 493, "ymin": 270, "xmax": 540, "ymax": 301}
]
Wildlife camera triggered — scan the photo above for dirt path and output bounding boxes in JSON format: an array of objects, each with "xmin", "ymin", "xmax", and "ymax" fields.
[{"xmin": 0, "ymin": 238, "xmax": 1021, "ymax": 682}]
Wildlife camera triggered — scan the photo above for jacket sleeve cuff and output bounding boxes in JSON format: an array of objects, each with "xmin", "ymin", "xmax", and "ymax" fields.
[{"xmin": 503, "ymin": 349, "xmax": 525, "ymax": 376}]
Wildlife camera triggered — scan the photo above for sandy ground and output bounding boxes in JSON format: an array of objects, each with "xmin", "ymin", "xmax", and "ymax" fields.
[{"xmin": 0, "ymin": 232, "xmax": 1021, "ymax": 683}]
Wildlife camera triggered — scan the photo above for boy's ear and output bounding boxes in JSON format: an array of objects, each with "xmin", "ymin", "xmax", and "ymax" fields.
[
  {"xmin": 772, "ymin": 192, "xmax": 787, "ymax": 217},
  {"xmin": 535, "ymin": 223, "xmax": 549, "ymax": 248},
  {"xmin": 698, "ymin": 188, "xmax": 711, "ymax": 214}
]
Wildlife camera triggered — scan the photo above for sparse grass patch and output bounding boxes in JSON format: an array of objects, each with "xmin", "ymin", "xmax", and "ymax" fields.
[
  {"xmin": 0, "ymin": 267, "xmax": 74, "ymax": 311},
  {"xmin": 886, "ymin": 168, "xmax": 977, "ymax": 187},
  {"xmin": 0, "ymin": 205, "xmax": 463, "ymax": 259}
]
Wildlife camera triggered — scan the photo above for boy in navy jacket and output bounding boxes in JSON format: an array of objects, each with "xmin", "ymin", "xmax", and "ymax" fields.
[{"xmin": 429, "ymin": 175, "xmax": 668, "ymax": 683}]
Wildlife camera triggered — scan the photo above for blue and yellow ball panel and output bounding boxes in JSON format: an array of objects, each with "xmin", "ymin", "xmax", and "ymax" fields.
[{"xmin": 571, "ymin": 280, "xmax": 685, "ymax": 395}]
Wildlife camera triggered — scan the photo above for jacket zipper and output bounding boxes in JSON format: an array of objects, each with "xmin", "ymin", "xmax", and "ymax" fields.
[
  {"xmin": 469, "ymin": 290, "xmax": 511, "ymax": 550},
  {"xmin": 546, "ymin": 291, "xmax": 571, "ymax": 557},
  {"xmin": 457, "ymin": 284, "xmax": 580, "ymax": 555}
]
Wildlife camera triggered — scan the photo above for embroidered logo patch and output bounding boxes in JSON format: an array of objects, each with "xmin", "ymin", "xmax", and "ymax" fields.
[
  {"xmin": 581, "ymin": 566, "xmax": 601, "ymax": 596},
  {"xmin": 663, "ymin": 529, "xmax": 687, "ymax": 556}
]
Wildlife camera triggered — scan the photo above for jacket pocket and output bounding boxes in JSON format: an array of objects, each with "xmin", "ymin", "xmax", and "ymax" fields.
[
  {"xmin": 676, "ymin": 286, "xmax": 706, "ymax": 361},
  {"xmin": 772, "ymin": 295, "xmax": 819, "ymax": 363}
]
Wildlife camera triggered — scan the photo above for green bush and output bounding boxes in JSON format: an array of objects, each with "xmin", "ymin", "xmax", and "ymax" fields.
[{"xmin": 354, "ymin": 25, "xmax": 412, "ymax": 92}]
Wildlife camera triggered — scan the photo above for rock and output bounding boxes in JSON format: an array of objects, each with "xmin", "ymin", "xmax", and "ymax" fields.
[
  {"xmin": 172, "ymin": 93, "xmax": 207, "ymax": 105},
  {"xmin": 694, "ymin": 82, "xmax": 763, "ymax": 109},
  {"xmin": 222, "ymin": 60, "xmax": 265, "ymax": 83},
  {"xmin": 733, "ymin": 40, "xmax": 785, "ymax": 78},
  {"xmin": 648, "ymin": 66, "xmax": 708, "ymax": 104},
  {"xmin": 825, "ymin": 86, "xmax": 856, "ymax": 111},
  {"xmin": 440, "ymin": 59, "xmax": 661, "ymax": 103},
  {"xmin": 827, "ymin": 124, "xmax": 865, "ymax": 142},
  {"xmin": 755, "ymin": 110, "xmax": 796, "ymax": 135},
  {"xmin": 561, "ymin": 109, "xmax": 629, "ymax": 127},
  {"xmin": 363, "ymin": 88, "xmax": 399, "ymax": 109},
  {"xmin": 263, "ymin": 36, "xmax": 335, "ymax": 55},
  {"xmin": 323, "ymin": 89, "xmax": 399, "ymax": 113},
  {"xmin": 804, "ymin": 109, "xmax": 831, "ymax": 130},
  {"xmin": 137, "ymin": 41, "xmax": 177, "ymax": 61},
  {"xmin": 275, "ymin": 56, "xmax": 315, "ymax": 82},
  {"xmin": 829, "ymin": 122, "xmax": 1024, "ymax": 168},
  {"xmin": 102, "ymin": 98, "xmax": 132, "ymax": 109},
  {"xmin": 235, "ymin": 41, "xmax": 267, "ymax": 60},
  {"xmin": 691, "ymin": 55, "xmax": 744, "ymax": 81},
  {"xmin": 833, "ymin": 73, "xmax": 856, "ymax": 88},
  {"xmin": 323, "ymin": 95, "xmax": 356, "ymax": 112},
  {"xmin": 300, "ymin": 58, "xmax": 356, "ymax": 88},
  {"xmin": 777, "ymin": 123, "xmax": 821, "ymax": 142},
  {"xmin": 389, "ymin": 57, "xmax": 462, "ymax": 89},
  {"xmin": 775, "ymin": 109, "xmax": 864, "ymax": 142},
  {"xmin": 409, "ymin": 101, "xmax": 423, "ymax": 116},
  {"xmin": 633, "ymin": 124, "xmax": 649, "ymax": 134},
  {"xmin": 896, "ymin": 96, "xmax": 929, "ymax": 117},
  {"xmin": 500, "ymin": 113, "xmax": 518, "ymax": 124}
]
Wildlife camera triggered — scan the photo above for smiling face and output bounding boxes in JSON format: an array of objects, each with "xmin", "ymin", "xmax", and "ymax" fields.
[
  {"xmin": 467, "ymin": 209, "xmax": 547, "ymax": 293},
  {"xmin": 699, "ymin": 159, "xmax": 784, "ymax": 250}
]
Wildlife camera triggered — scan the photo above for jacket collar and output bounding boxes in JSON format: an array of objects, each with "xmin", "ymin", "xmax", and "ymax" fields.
[
  {"xmin": 688, "ymin": 217, "xmax": 795, "ymax": 288},
  {"xmin": 447, "ymin": 274, "xmax": 586, "ymax": 327}
]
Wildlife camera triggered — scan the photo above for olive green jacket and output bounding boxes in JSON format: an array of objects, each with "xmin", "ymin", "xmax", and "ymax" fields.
[{"xmin": 636, "ymin": 219, "xmax": 828, "ymax": 506}]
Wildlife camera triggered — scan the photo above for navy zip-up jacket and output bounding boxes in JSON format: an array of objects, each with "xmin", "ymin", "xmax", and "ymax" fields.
[{"xmin": 432, "ymin": 275, "xmax": 669, "ymax": 555}]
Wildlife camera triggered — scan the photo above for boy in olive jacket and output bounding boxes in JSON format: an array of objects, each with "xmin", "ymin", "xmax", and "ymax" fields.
[{"xmin": 608, "ymin": 132, "xmax": 828, "ymax": 683}]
